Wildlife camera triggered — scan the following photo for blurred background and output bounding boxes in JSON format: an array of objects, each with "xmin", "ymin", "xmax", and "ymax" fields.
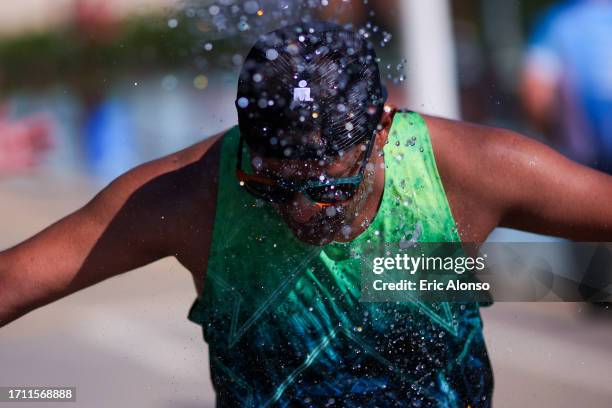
[{"xmin": 1, "ymin": 0, "xmax": 611, "ymax": 407}]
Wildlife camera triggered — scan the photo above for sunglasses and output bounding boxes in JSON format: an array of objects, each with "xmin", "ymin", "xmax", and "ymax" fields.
[{"xmin": 236, "ymin": 132, "xmax": 377, "ymax": 207}]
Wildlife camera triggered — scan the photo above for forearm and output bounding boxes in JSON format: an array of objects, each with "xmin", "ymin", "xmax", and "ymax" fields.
[
  {"xmin": 0, "ymin": 249, "xmax": 30, "ymax": 328},
  {"xmin": 0, "ymin": 203, "xmax": 130, "ymax": 329},
  {"xmin": 0, "ymin": 248, "xmax": 59, "ymax": 328},
  {"xmin": 0, "ymin": 138, "xmax": 218, "ymax": 329},
  {"xmin": 0, "ymin": 217, "xmax": 97, "ymax": 329},
  {"xmin": 0, "ymin": 228, "xmax": 161, "ymax": 330}
]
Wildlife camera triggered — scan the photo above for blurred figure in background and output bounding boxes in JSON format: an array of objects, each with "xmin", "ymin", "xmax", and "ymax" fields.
[
  {"xmin": 0, "ymin": 106, "xmax": 52, "ymax": 175},
  {"xmin": 521, "ymin": 0, "xmax": 612, "ymax": 313},
  {"xmin": 74, "ymin": 0, "xmax": 138, "ymax": 184},
  {"xmin": 74, "ymin": 0, "xmax": 119, "ymax": 42},
  {"xmin": 521, "ymin": 0, "xmax": 612, "ymax": 173}
]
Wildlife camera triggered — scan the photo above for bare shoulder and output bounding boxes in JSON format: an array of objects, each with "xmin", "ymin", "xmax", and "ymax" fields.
[
  {"xmin": 420, "ymin": 115, "xmax": 511, "ymax": 189},
  {"xmin": 85, "ymin": 131, "xmax": 225, "ymax": 264},
  {"xmin": 420, "ymin": 114, "xmax": 531, "ymax": 242},
  {"xmin": 98, "ymin": 131, "xmax": 224, "ymax": 200},
  {"xmin": 422, "ymin": 114, "xmax": 612, "ymax": 241},
  {"xmin": 422, "ymin": 113, "xmax": 572, "ymax": 201},
  {"xmin": 421, "ymin": 114, "xmax": 525, "ymax": 170}
]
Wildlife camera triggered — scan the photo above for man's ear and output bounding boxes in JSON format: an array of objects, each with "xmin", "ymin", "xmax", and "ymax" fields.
[{"xmin": 375, "ymin": 104, "xmax": 396, "ymax": 149}]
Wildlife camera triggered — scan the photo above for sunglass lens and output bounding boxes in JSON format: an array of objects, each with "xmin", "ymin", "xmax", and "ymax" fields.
[
  {"xmin": 243, "ymin": 181, "xmax": 294, "ymax": 203},
  {"xmin": 306, "ymin": 184, "xmax": 358, "ymax": 204}
]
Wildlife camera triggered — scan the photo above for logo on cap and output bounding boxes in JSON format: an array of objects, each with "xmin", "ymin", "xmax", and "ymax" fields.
[{"xmin": 294, "ymin": 80, "xmax": 314, "ymax": 102}]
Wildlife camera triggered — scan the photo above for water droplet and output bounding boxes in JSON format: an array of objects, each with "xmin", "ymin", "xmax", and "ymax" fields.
[
  {"xmin": 251, "ymin": 156, "xmax": 263, "ymax": 170},
  {"xmin": 237, "ymin": 97, "xmax": 249, "ymax": 108},
  {"xmin": 208, "ymin": 5, "xmax": 220, "ymax": 16},
  {"xmin": 325, "ymin": 206, "xmax": 337, "ymax": 217},
  {"xmin": 243, "ymin": 0, "xmax": 260, "ymax": 14},
  {"xmin": 232, "ymin": 54, "xmax": 243, "ymax": 66},
  {"xmin": 286, "ymin": 43, "xmax": 299, "ymax": 55},
  {"xmin": 237, "ymin": 21, "xmax": 250, "ymax": 31},
  {"xmin": 265, "ymin": 49, "xmax": 279, "ymax": 61},
  {"xmin": 193, "ymin": 75, "xmax": 209, "ymax": 90},
  {"xmin": 167, "ymin": 18, "xmax": 178, "ymax": 29}
]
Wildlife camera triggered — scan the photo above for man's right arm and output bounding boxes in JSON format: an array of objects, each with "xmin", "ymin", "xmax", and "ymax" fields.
[{"xmin": 0, "ymin": 133, "xmax": 221, "ymax": 328}]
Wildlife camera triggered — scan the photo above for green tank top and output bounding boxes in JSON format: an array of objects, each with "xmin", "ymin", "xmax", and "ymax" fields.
[{"xmin": 188, "ymin": 111, "xmax": 493, "ymax": 407}]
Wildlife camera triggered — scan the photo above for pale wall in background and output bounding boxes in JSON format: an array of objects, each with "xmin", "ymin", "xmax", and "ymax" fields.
[{"xmin": 0, "ymin": 0, "xmax": 177, "ymax": 35}]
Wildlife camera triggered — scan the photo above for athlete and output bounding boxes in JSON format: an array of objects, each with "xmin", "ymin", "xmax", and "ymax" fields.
[{"xmin": 1, "ymin": 22, "xmax": 612, "ymax": 407}]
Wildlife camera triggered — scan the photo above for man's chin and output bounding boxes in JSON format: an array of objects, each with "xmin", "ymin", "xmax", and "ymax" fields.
[{"xmin": 285, "ymin": 220, "xmax": 340, "ymax": 246}]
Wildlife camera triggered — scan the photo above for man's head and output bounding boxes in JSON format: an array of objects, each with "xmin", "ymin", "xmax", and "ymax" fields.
[{"xmin": 235, "ymin": 21, "xmax": 388, "ymax": 245}]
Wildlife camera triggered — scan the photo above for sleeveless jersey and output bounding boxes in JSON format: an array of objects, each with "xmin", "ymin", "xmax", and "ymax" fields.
[{"xmin": 188, "ymin": 111, "xmax": 493, "ymax": 407}]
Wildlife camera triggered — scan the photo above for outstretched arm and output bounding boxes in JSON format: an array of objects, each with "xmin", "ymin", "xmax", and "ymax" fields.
[
  {"xmin": 428, "ymin": 116, "xmax": 612, "ymax": 242},
  {"xmin": 492, "ymin": 129, "xmax": 612, "ymax": 240},
  {"xmin": 0, "ymin": 134, "xmax": 221, "ymax": 328}
]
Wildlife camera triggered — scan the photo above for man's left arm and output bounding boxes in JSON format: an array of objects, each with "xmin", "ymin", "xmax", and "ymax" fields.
[{"xmin": 484, "ymin": 128, "xmax": 612, "ymax": 241}]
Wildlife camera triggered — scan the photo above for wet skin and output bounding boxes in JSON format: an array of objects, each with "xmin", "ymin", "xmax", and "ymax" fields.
[
  {"xmin": 254, "ymin": 108, "xmax": 395, "ymax": 246},
  {"xmin": 2, "ymin": 108, "xmax": 612, "ymax": 326}
]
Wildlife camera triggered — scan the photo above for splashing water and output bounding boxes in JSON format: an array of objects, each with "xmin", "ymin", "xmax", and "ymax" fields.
[{"xmin": 169, "ymin": 0, "xmax": 408, "ymax": 86}]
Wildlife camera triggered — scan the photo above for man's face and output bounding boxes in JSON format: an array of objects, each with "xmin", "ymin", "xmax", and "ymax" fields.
[{"xmin": 253, "ymin": 142, "xmax": 372, "ymax": 246}]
